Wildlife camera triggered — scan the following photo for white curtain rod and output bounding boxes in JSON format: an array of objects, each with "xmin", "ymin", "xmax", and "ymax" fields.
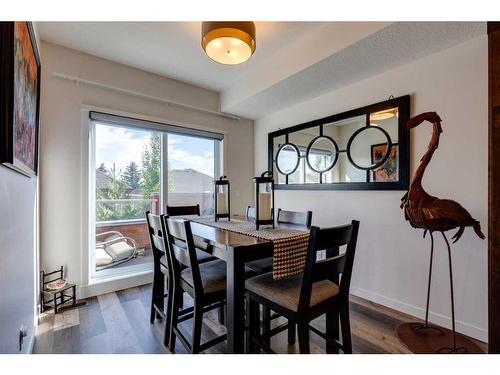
[{"xmin": 52, "ymin": 72, "xmax": 240, "ymax": 121}]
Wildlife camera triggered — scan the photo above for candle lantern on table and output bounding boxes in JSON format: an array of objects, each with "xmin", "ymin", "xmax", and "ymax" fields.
[
  {"xmin": 253, "ymin": 171, "xmax": 275, "ymax": 230},
  {"xmin": 214, "ymin": 176, "xmax": 230, "ymax": 221}
]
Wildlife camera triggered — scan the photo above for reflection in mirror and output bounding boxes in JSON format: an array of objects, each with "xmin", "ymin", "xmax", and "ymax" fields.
[
  {"xmin": 337, "ymin": 153, "xmax": 366, "ymax": 183},
  {"xmin": 273, "ymin": 135, "xmax": 286, "ymax": 184},
  {"xmin": 369, "ymin": 107, "xmax": 399, "ymax": 182},
  {"xmin": 276, "ymin": 143, "xmax": 300, "ymax": 175},
  {"xmin": 370, "ymin": 107, "xmax": 398, "ymax": 122},
  {"xmin": 288, "ymin": 127, "xmax": 319, "ymax": 184},
  {"xmin": 348, "ymin": 126, "xmax": 391, "ymax": 170},
  {"xmin": 323, "ymin": 115, "xmax": 365, "ymax": 183},
  {"xmin": 306, "ymin": 136, "xmax": 338, "ymax": 173}
]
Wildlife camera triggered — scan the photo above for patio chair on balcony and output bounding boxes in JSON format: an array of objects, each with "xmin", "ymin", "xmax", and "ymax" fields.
[{"xmin": 95, "ymin": 231, "xmax": 138, "ymax": 270}]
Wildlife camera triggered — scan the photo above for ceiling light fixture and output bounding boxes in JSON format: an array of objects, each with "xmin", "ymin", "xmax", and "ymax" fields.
[{"xmin": 201, "ymin": 22, "xmax": 256, "ymax": 65}]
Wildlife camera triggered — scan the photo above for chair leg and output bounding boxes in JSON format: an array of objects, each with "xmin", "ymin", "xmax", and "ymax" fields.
[
  {"xmin": 150, "ymin": 269, "xmax": 161, "ymax": 323},
  {"xmin": 157, "ymin": 276, "xmax": 167, "ymax": 320},
  {"xmin": 287, "ymin": 321, "xmax": 296, "ymax": 345},
  {"xmin": 218, "ymin": 305, "xmax": 225, "ymax": 325},
  {"xmin": 191, "ymin": 302, "xmax": 204, "ymax": 354},
  {"xmin": 163, "ymin": 275, "xmax": 173, "ymax": 347},
  {"xmin": 325, "ymin": 310, "xmax": 340, "ymax": 354},
  {"xmin": 262, "ymin": 306, "xmax": 271, "ymax": 347},
  {"xmin": 150, "ymin": 289, "xmax": 157, "ymax": 323},
  {"xmin": 297, "ymin": 323, "xmax": 310, "ymax": 354},
  {"xmin": 339, "ymin": 304, "xmax": 352, "ymax": 354},
  {"xmin": 246, "ymin": 294, "xmax": 259, "ymax": 353},
  {"xmin": 168, "ymin": 289, "xmax": 182, "ymax": 352}
]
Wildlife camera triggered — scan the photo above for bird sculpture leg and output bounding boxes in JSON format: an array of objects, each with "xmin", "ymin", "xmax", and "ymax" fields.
[
  {"xmin": 410, "ymin": 231, "xmax": 443, "ymax": 335},
  {"xmin": 424, "ymin": 231, "xmax": 434, "ymax": 327},
  {"xmin": 443, "ymin": 232, "xmax": 457, "ymax": 351},
  {"xmin": 438, "ymin": 231, "xmax": 467, "ymax": 353}
]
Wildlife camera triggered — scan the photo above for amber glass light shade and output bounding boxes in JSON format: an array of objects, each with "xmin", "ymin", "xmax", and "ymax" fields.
[{"xmin": 202, "ymin": 22, "xmax": 256, "ymax": 65}]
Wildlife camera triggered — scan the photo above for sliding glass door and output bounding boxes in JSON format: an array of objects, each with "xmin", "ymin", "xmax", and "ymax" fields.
[{"xmin": 89, "ymin": 114, "xmax": 222, "ymax": 281}]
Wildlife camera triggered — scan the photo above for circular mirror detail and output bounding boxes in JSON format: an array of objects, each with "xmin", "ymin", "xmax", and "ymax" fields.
[
  {"xmin": 346, "ymin": 126, "xmax": 392, "ymax": 171},
  {"xmin": 276, "ymin": 143, "xmax": 300, "ymax": 175},
  {"xmin": 305, "ymin": 136, "xmax": 339, "ymax": 173}
]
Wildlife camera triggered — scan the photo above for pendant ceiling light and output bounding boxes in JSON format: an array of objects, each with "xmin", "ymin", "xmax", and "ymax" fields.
[{"xmin": 201, "ymin": 22, "xmax": 256, "ymax": 65}]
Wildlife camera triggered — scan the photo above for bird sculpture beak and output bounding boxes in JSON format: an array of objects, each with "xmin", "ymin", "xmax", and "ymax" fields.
[{"xmin": 407, "ymin": 112, "xmax": 443, "ymax": 130}]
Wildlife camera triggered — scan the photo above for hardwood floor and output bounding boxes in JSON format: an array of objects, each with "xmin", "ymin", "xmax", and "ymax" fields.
[{"xmin": 33, "ymin": 284, "xmax": 487, "ymax": 354}]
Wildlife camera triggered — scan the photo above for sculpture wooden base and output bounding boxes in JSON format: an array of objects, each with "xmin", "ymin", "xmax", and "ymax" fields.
[{"xmin": 396, "ymin": 322, "xmax": 484, "ymax": 354}]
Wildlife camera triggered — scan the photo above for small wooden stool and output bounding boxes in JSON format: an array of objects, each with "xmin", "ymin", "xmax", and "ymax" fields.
[{"xmin": 40, "ymin": 266, "xmax": 77, "ymax": 314}]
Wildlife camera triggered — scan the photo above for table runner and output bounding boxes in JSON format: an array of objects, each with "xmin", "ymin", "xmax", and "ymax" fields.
[{"xmin": 191, "ymin": 217, "xmax": 309, "ymax": 280}]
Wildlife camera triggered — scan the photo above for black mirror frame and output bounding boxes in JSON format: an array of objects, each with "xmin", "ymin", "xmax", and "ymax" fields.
[
  {"xmin": 305, "ymin": 135, "xmax": 339, "ymax": 173},
  {"xmin": 268, "ymin": 95, "xmax": 411, "ymax": 191},
  {"xmin": 275, "ymin": 142, "xmax": 301, "ymax": 175},
  {"xmin": 346, "ymin": 125, "xmax": 392, "ymax": 171}
]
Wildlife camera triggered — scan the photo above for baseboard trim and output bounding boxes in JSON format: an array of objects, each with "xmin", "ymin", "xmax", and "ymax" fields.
[
  {"xmin": 79, "ymin": 272, "xmax": 152, "ymax": 299},
  {"xmin": 350, "ymin": 286, "xmax": 488, "ymax": 343}
]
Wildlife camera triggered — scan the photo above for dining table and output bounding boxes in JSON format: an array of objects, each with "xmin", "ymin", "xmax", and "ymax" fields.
[{"xmin": 188, "ymin": 216, "xmax": 311, "ymax": 354}]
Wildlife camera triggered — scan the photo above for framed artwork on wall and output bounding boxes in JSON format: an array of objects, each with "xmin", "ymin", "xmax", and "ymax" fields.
[
  {"xmin": 371, "ymin": 143, "xmax": 399, "ymax": 182},
  {"xmin": 0, "ymin": 21, "xmax": 41, "ymax": 176}
]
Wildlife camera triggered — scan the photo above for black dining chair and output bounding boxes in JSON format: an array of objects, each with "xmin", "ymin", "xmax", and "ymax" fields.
[
  {"xmin": 163, "ymin": 217, "xmax": 228, "ymax": 353},
  {"xmin": 165, "ymin": 204, "xmax": 216, "ymax": 264},
  {"xmin": 245, "ymin": 209, "xmax": 313, "ymax": 345},
  {"xmin": 245, "ymin": 220, "xmax": 360, "ymax": 354},
  {"xmin": 166, "ymin": 204, "xmax": 200, "ymax": 217},
  {"xmin": 146, "ymin": 212, "xmax": 173, "ymax": 346}
]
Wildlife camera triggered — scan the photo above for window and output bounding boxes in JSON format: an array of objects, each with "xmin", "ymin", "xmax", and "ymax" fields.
[
  {"xmin": 167, "ymin": 133, "xmax": 218, "ymax": 215},
  {"xmin": 89, "ymin": 112, "xmax": 223, "ymax": 281}
]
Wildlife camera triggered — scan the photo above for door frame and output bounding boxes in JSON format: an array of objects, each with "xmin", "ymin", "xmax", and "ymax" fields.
[{"xmin": 488, "ymin": 21, "xmax": 500, "ymax": 353}]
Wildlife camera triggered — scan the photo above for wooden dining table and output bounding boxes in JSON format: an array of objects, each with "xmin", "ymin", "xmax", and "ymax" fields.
[{"xmin": 189, "ymin": 217, "xmax": 276, "ymax": 354}]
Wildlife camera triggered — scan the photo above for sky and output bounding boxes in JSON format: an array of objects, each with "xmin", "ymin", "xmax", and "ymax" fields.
[{"xmin": 95, "ymin": 123, "xmax": 215, "ymax": 178}]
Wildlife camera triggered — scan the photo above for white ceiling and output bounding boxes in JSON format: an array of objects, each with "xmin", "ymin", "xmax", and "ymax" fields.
[
  {"xmin": 38, "ymin": 21, "xmax": 325, "ymax": 92},
  {"xmin": 38, "ymin": 21, "xmax": 486, "ymax": 119}
]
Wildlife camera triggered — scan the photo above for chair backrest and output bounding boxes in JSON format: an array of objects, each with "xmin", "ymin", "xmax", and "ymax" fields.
[
  {"xmin": 166, "ymin": 204, "xmax": 200, "ymax": 217},
  {"xmin": 163, "ymin": 217, "xmax": 204, "ymax": 296},
  {"xmin": 146, "ymin": 211, "xmax": 168, "ymax": 270},
  {"xmin": 41, "ymin": 266, "xmax": 64, "ymax": 291},
  {"xmin": 246, "ymin": 206, "xmax": 256, "ymax": 220},
  {"xmin": 277, "ymin": 209, "xmax": 312, "ymax": 229},
  {"xmin": 298, "ymin": 220, "xmax": 360, "ymax": 314}
]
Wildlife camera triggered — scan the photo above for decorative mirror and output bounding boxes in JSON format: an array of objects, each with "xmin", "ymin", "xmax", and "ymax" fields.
[{"xmin": 268, "ymin": 95, "xmax": 410, "ymax": 190}]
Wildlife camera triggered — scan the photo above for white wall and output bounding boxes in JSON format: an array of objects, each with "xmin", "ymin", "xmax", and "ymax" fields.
[
  {"xmin": 0, "ymin": 24, "xmax": 41, "ymax": 354},
  {"xmin": 0, "ymin": 168, "xmax": 38, "ymax": 353},
  {"xmin": 39, "ymin": 42, "xmax": 254, "ymax": 297},
  {"xmin": 255, "ymin": 36, "xmax": 488, "ymax": 341}
]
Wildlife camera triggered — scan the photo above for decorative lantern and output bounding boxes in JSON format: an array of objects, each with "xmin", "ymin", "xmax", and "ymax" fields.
[
  {"xmin": 214, "ymin": 176, "xmax": 230, "ymax": 221},
  {"xmin": 253, "ymin": 171, "xmax": 275, "ymax": 230}
]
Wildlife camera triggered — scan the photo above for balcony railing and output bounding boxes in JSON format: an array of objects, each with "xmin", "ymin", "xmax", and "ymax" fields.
[
  {"xmin": 96, "ymin": 198, "xmax": 158, "ymax": 224},
  {"xmin": 94, "ymin": 193, "xmax": 216, "ymax": 265}
]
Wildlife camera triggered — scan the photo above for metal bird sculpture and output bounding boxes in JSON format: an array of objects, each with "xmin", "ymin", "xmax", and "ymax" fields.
[
  {"xmin": 398, "ymin": 112, "xmax": 485, "ymax": 353},
  {"xmin": 401, "ymin": 112, "xmax": 485, "ymax": 242}
]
